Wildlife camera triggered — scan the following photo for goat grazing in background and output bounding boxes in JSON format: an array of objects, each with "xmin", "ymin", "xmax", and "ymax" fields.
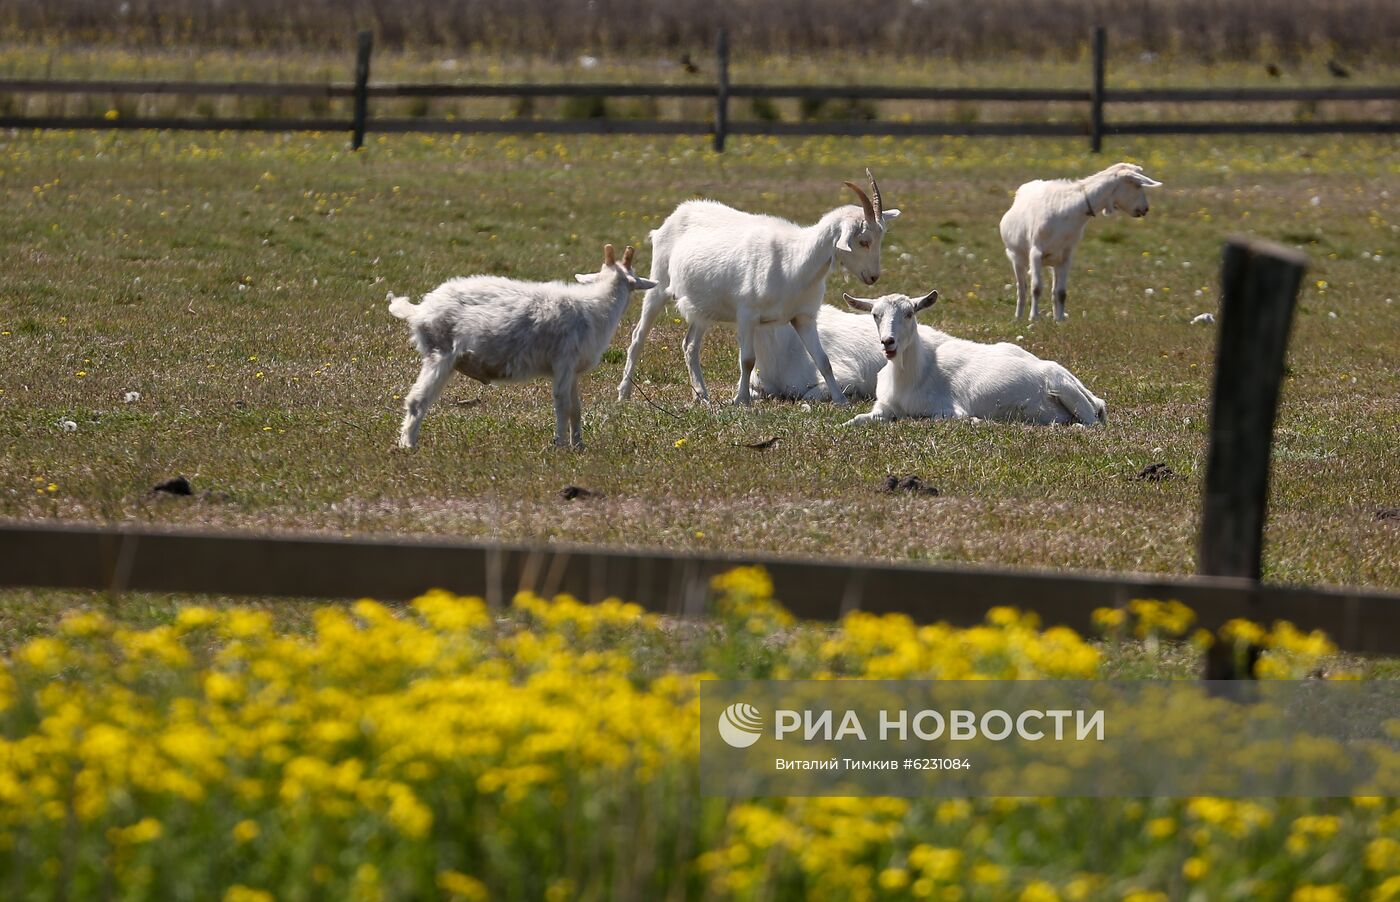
[
  {"xmin": 840, "ymin": 291, "xmax": 1107, "ymax": 427},
  {"xmin": 616, "ymin": 169, "xmax": 900, "ymax": 407},
  {"xmin": 999, "ymin": 162, "xmax": 1163, "ymax": 321},
  {"xmin": 389, "ymin": 244, "xmax": 656, "ymax": 450}
]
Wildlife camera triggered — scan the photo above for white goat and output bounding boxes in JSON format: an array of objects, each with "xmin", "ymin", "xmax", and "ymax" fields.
[
  {"xmin": 616, "ymin": 170, "xmax": 900, "ymax": 407},
  {"xmin": 1000, "ymin": 162, "xmax": 1163, "ymax": 322},
  {"xmin": 750, "ymin": 305, "xmax": 884, "ymax": 401},
  {"xmin": 389, "ymin": 244, "xmax": 656, "ymax": 449},
  {"xmin": 840, "ymin": 291, "xmax": 1107, "ymax": 427}
]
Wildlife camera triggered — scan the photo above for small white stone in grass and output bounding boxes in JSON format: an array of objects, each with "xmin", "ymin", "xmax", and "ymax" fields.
[
  {"xmin": 801, "ymin": 403, "xmax": 812, "ymax": 413},
  {"xmin": 1182, "ymin": 261, "xmax": 1192, "ymax": 268},
  {"xmin": 578, "ymin": 55, "xmax": 599, "ymax": 69},
  {"xmin": 1310, "ymin": 195, "xmax": 1321, "ymax": 206},
  {"xmin": 1194, "ymin": 289, "xmax": 1204, "ymax": 297},
  {"xmin": 132, "ymin": 276, "xmax": 141, "ymax": 284},
  {"xmin": 899, "ymin": 253, "xmax": 913, "ymax": 262},
  {"xmin": 1328, "ymin": 311, "xmax": 1338, "ymax": 319},
  {"xmin": 1004, "ymin": 283, "xmax": 1013, "ymax": 291},
  {"xmin": 123, "ymin": 391, "xmax": 141, "ymax": 403},
  {"xmin": 1191, "ymin": 313, "xmax": 1215, "ymax": 325},
  {"xmin": 237, "ymin": 284, "xmax": 247, "ymax": 291},
  {"xmin": 1015, "ymin": 334, "xmax": 1024, "ymax": 341},
  {"xmin": 1144, "ymin": 288, "xmax": 1155, "ymax": 296},
  {"xmin": 58, "ymin": 418, "xmax": 77, "ymax": 432}
]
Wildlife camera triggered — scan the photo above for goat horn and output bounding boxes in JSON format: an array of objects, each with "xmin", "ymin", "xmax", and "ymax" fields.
[
  {"xmin": 603, "ymin": 244, "xmax": 616, "ymax": 265},
  {"xmin": 866, "ymin": 168, "xmax": 883, "ymax": 220},
  {"xmin": 843, "ymin": 180, "xmax": 876, "ymax": 223},
  {"xmin": 622, "ymin": 245, "xmax": 635, "ymax": 266}
]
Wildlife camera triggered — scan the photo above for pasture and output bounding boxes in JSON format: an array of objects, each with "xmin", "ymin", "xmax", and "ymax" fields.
[{"xmin": 1, "ymin": 129, "xmax": 1397, "ymax": 592}]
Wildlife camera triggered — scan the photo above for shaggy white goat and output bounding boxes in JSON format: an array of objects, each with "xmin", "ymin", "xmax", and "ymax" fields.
[
  {"xmin": 616, "ymin": 170, "xmax": 900, "ymax": 406},
  {"xmin": 750, "ymin": 305, "xmax": 884, "ymax": 401},
  {"xmin": 389, "ymin": 244, "xmax": 656, "ymax": 449},
  {"xmin": 1000, "ymin": 162, "xmax": 1163, "ymax": 322},
  {"xmin": 840, "ymin": 291, "xmax": 1107, "ymax": 427}
]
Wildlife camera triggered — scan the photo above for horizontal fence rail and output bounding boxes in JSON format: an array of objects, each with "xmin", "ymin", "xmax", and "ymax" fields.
[
  {"xmin": 1, "ymin": 26, "xmax": 1396, "ymax": 150},
  {"xmin": 2, "ymin": 521, "xmax": 1398, "ymax": 654}
]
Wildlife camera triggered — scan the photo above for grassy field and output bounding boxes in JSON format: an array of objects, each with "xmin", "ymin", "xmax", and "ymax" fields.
[{"xmin": 2, "ymin": 126, "xmax": 1396, "ymax": 589}]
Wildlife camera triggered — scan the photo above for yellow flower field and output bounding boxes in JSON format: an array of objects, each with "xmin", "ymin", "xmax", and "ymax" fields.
[{"xmin": 0, "ymin": 568, "xmax": 1393, "ymax": 900}]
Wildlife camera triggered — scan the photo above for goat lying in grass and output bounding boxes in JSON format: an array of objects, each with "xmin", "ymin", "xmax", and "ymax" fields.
[
  {"xmin": 1000, "ymin": 162, "xmax": 1163, "ymax": 322},
  {"xmin": 840, "ymin": 291, "xmax": 1107, "ymax": 427},
  {"xmin": 389, "ymin": 244, "xmax": 656, "ymax": 449},
  {"xmin": 750, "ymin": 304, "xmax": 884, "ymax": 401}
]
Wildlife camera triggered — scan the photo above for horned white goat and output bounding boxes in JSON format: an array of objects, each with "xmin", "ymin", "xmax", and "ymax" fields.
[
  {"xmin": 389, "ymin": 244, "xmax": 656, "ymax": 449},
  {"xmin": 999, "ymin": 162, "xmax": 1163, "ymax": 322},
  {"xmin": 750, "ymin": 305, "xmax": 884, "ymax": 401},
  {"xmin": 839, "ymin": 291, "xmax": 1107, "ymax": 427},
  {"xmin": 616, "ymin": 169, "xmax": 900, "ymax": 407}
]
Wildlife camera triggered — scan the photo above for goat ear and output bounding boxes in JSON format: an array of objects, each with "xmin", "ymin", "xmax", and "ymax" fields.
[
  {"xmin": 1128, "ymin": 172, "xmax": 1163, "ymax": 188},
  {"xmin": 575, "ymin": 273, "xmax": 598, "ymax": 284},
  {"xmin": 913, "ymin": 289, "xmax": 939, "ymax": 312},
  {"xmin": 834, "ymin": 222, "xmax": 855, "ymax": 253},
  {"xmin": 880, "ymin": 209, "xmax": 901, "ymax": 225},
  {"xmin": 842, "ymin": 292, "xmax": 874, "ymax": 312}
]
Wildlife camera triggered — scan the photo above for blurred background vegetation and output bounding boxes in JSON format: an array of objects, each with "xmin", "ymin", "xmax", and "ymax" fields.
[{"xmin": 2, "ymin": 0, "xmax": 1397, "ymax": 62}]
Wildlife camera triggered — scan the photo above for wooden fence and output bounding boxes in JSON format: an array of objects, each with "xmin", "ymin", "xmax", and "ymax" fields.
[
  {"xmin": 1, "ymin": 28, "xmax": 1397, "ymax": 151},
  {"xmin": 4, "ymin": 520, "xmax": 1399, "ymax": 655}
]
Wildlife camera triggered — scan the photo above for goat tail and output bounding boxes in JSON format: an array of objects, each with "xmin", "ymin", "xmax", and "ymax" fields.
[{"xmin": 387, "ymin": 292, "xmax": 417, "ymax": 321}]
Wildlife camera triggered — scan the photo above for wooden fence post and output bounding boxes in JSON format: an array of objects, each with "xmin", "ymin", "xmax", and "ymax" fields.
[
  {"xmin": 1090, "ymin": 26, "xmax": 1106, "ymax": 153},
  {"xmin": 713, "ymin": 27, "xmax": 729, "ymax": 153},
  {"xmin": 1198, "ymin": 237, "xmax": 1307, "ymax": 581},
  {"xmin": 352, "ymin": 30, "xmax": 372, "ymax": 150}
]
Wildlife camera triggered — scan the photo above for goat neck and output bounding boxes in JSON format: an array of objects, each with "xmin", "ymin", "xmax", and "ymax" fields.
[
  {"xmin": 1077, "ymin": 169, "xmax": 1121, "ymax": 216},
  {"xmin": 797, "ymin": 207, "xmax": 863, "ymax": 283}
]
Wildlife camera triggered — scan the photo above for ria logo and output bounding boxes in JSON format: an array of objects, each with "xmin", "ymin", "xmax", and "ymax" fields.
[{"xmin": 717, "ymin": 703, "xmax": 764, "ymax": 748}]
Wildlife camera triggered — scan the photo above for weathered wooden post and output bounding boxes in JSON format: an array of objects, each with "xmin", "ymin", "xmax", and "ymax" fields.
[
  {"xmin": 352, "ymin": 30, "xmax": 373, "ymax": 150},
  {"xmin": 714, "ymin": 27, "xmax": 729, "ymax": 153},
  {"xmin": 1199, "ymin": 236, "xmax": 1306, "ymax": 679},
  {"xmin": 1089, "ymin": 26, "xmax": 1106, "ymax": 153},
  {"xmin": 1198, "ymin": 236, "xmax": 1308, "ymax": 581}
]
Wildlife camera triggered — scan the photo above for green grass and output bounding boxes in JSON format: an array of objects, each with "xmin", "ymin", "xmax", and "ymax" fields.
[{"xmin": 0, "ymin": 128, "xmax": 1397, "ymax": 594}]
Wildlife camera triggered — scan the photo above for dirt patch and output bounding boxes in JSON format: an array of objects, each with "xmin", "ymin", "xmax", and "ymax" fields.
[
  {"xmin": 880, "ymin": 475, "xmax": 940, "ymax": 497},
  {"xmin": 1132, "ymin": 462, "xmax": 1175, "ymax": 482}
]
